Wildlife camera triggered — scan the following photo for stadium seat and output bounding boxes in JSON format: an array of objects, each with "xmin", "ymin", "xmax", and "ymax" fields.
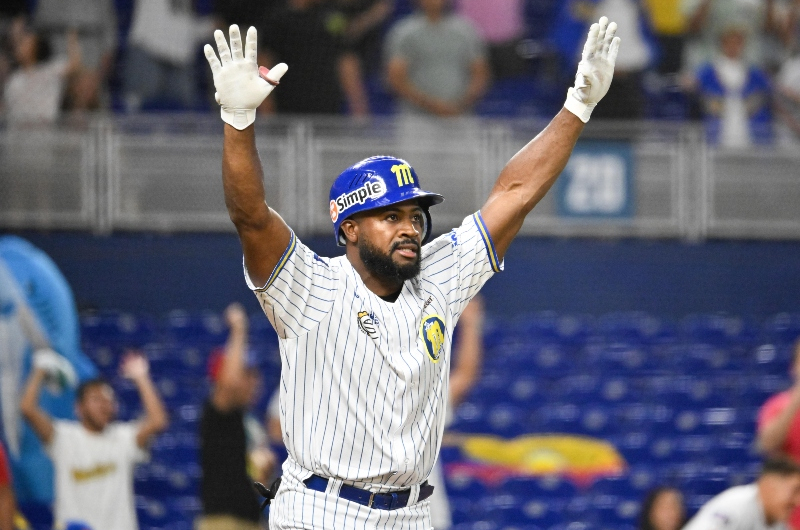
[
  {"xmin": 763, "ymin": 313, "xmax": 800, "ymax": 345},
  {"xmin": 500, "ymin": 476, "xmax": 577, "ymax": 499}
]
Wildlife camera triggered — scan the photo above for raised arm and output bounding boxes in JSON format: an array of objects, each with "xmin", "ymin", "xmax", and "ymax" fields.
[
  {"xmin": 480, "ymin": 17, "xmax": 620, "ymax": 259},
  {"xmin": 120, "ymin": 352, "xmax": 169, "ymax": 449},
  {"xmin": 211, "ymin": 303, "xmax": 254, "ymax": 411},
  {"xmin": 204, "ymin": 25, "xmax": 291, "ymax": 287},
  {"xmin": 20, "ymin": 368, "xmax": 54, "ymax": 445}
]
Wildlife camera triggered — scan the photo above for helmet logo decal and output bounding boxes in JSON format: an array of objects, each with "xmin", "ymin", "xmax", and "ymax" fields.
[
  {"xmin": 331, "ymin": 180, "xmax": 386, "ymax": 223},
  {"xmin": 391, "ymin": 164, "xmax": 415, "ymax": 186},
  {"xmin": 330, "ymin": 200, "xmax": 339, "ymax": 222}
]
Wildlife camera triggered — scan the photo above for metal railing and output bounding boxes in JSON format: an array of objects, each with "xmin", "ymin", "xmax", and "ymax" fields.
[{"xmin": 1, "ymin": 115, "xmax": 798, "ymax": 240}]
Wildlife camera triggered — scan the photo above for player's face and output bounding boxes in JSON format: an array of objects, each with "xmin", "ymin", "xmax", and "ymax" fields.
[
  {"xmin": 763, "ymin": 473, "xmax": 800, "ymax": 523},
  {"xmin": 77, "ymin": 384, "xmax": 117, "ymax": 431},
  {"xmin": 355, "ymin": 202, "xmax": 424, "ymax": 282}
]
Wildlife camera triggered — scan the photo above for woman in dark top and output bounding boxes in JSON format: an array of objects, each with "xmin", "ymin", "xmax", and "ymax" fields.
[{"xmin": 198, "ymin": 304, "xmax": 275, "ymax": 530}]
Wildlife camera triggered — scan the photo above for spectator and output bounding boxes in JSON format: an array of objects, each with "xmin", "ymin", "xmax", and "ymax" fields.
[
  {"xmin": 19, "ymin": 352, "xmax": 168, "ymax": 530},
  {"xmin": 124, "ymin": 0, "xmax": 214, "ymax": 112},
  {"xmin": 757, "ymin": 339, "xmax": 800, "ymax": 529},
  {"xmin": 0, "ymin": 2, "xmax": 28, "ymax": 112},
  {"xmin": 681, "ymin": 0, "xmax": 779, "ymax": 74},
  {"xmin": 637, "ymin": 486, "xmax": 687, "ymax": 530},
  {"xmin": 589, "ymin": 0, "xmax": 658, "ymax": 119},
  {"xmin": 212, "ymin": 0, "xmax": 277, "ymax": 30},
  {"xmin": 32, "ymin": 0, "xmax": 117, "ymax": 111},
  {"xmin": 643, "ymin": 0, "xmax": 687, "ymax": 74},
  {"xmin": 0, "ymin": 441, "xmax": 17, "ymax": 530},
  {"xmin": 683, "ymin": 457, "xmax": 800, "ymax": 530},
  {"xmin": 198, "ymin": 303, "xmax": 276, "ymax": 530},
  {"xmin": 775, "ymin": 51, "xmax": 800, "ymax": 145},
  {"xmin": 260, "ymin": 0, "xmax": 369, "ymax": 116},
  {"xmin": 694, "ymin": 24, "xmax": 772, "ymax": 147},
  {"xmin": 336, "ymin": 0, "xmax": 396, "ymax": 75},
  {"xmin": 455, "ymin": 0, "xmax": 527, "ymax": 79},
  {"xmin": 3, "ymin": 25, "xmax": 80, "ymax": 124},
  {"xmin": 385, "ymin": 0, "xmax": 490, "ymax": 117}
]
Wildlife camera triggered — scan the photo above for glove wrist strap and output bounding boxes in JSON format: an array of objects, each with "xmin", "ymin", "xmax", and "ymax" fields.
[
  {"xmin": 221, "ymin": 108, "xmax": 257, "ymax": 130},
  {"xmin": 564, "ymin": 88, "xmax": 594, "ymax": 123}
]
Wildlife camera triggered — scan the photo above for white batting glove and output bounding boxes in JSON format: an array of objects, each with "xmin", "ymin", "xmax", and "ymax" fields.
[
  {"xmin": 564, "ymin": 16, "xmax": 621, "ymax": 123},
  {"xmin": 204, "ymin": 25, "xmax": 288, "ymax": 130},
  {"xmin": 33, "ymin": 348, "xmax": 78, "ymax": 390}
]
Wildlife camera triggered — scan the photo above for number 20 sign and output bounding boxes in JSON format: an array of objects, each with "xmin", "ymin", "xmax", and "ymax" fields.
[{"xmin": 556, "ymin": 141, "xmax": 634, "ymax": 219}]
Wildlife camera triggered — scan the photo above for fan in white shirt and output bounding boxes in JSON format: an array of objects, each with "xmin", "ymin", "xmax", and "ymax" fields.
[{"xmin": 684, "ymin": 458, "xmax": 800, "ymax": 530}]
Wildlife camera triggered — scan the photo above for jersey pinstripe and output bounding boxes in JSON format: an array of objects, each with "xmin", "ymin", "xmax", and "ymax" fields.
[{"xmin": 246, "ymin": 212, "xmax": 502, "ymax": 523}]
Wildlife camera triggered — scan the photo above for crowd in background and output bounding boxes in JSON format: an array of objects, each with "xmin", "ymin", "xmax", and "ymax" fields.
[{"xmin": 2, "ymin": 0, "xmax": 800, "ymax": 146}]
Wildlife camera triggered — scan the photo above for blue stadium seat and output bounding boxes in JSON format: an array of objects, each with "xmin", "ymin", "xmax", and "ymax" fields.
[
  {"xmin": 581, "ymin": 406, "xmax": 613, "ymax": 435},
  {"xmin": 507, "ymin": 375, "xmax": 544, "ymax": 405},
  {"xmin": 681, "ymin": 313, "xmax": 759, "ymax": 347},
  {"xmin": 763, "ymin": 313, "xmax": 800, "ymax": 345},
  {"xmin": 166, "ymin": 310, "xmax": 227, "ymax": 345},
  {"xmin": 450, "ymin": 400, "xmax": 491, "ymax": 434},
  {"xmin": 591, "ymin": 476, "xmax": 637, "ymax": 498},
  {"xmin": 81, "ymin": 311, "xmax": 157, "ymax": 346},
  {"xmin": 748, "ymin": 343, "xmax": 794, "ymax": 375},
  {"xmin": 597, "ymin": 312, "xmax": 676, "ymax": 345},
  {"xmin": 588, "ymin": 494, "xmax": 640, "ymax": 527},
  {"xmin": 500, "ymin": 476, "xmax": 577, "ymax": 499},
  {"xmin": 535, "ymin": 402, "xmax": 582, "ymax": 434},
  {"xmin": 445, "ymin": 471, "xmax": 490, "ymax": 500},
  {"xmin": 487, "ymin": 404, "xmax": 528, "ymax": 437},
  {"xmin": 518, "ymin": 311, "xmax": 593, "ymax": 346},
  {"xmin": 609, "ymin": 431, "xmax": 651, "ymax": 464},
  {"xmin": 482, "ymin": 495, "xmax": 562, "ymax": 528}
]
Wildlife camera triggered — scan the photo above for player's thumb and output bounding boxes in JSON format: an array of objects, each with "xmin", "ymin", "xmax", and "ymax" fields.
[{"xmin": 259, "ymin": 63, "xmax": 288, "ymax": 86}]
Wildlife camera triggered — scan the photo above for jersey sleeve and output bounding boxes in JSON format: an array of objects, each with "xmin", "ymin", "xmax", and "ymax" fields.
[
  {"xmin": 244, "ymin": 231, "xmax": 338, "ymax": 339},
  {"xmin": 421, "ymin": 211, "xmax": 502, "ymax": 320}
]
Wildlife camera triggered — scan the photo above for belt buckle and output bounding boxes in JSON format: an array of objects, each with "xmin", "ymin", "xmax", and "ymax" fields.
[{"xmin": 367, "ymin": 491, "xmax": 376, "ymax": 508}]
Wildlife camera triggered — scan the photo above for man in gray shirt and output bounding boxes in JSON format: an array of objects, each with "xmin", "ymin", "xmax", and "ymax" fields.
[
  {"xmin": 385, "ymin": 0, "xmax": 489, "ymax": 117},
  {"xmin": 683, "ymin": 458, "xmax": 800, "ymax": 530}
]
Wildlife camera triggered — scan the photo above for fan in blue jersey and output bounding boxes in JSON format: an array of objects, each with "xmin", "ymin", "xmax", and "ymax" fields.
[{"xmin": 204, "ymin": 18, "xmax": 621, "ymax": 529}]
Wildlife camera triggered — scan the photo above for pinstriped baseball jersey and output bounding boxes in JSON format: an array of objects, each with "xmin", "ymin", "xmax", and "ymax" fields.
[{"xmin": 246, "ymin": 212, "xmax": 502, "ymax": 494}]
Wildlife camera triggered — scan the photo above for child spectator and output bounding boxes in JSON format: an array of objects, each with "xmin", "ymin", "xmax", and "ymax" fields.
[{"xmin": 694, "ymin": 24, "xmax": 772, "ymax": 147}]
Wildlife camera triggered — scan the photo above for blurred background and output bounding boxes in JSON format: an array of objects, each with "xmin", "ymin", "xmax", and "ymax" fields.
[{"xmin": 1, "ymin": 0, "xmax": 800, "ymax": 529}]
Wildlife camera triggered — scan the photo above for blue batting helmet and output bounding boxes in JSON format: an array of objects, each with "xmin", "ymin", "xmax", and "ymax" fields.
[{"xmin": 329, "ymin": 156, "xmax": 444, "ymax": 246}]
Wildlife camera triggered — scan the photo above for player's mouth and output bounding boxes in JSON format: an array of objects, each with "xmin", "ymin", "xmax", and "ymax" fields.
[{"xmin": 392, "ymin": 240, "xmax": 420, "ymax": 259}]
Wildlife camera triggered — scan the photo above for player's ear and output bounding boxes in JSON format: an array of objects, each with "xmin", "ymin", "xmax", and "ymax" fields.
[{"xmin": 341, "ymin": 219, "xmax": 359, "ymax": 245}]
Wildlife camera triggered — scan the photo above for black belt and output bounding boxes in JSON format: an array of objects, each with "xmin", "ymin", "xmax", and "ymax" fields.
[{"xmin": 303, "ymin": 474, "xmax": 434, "ymax": 510}]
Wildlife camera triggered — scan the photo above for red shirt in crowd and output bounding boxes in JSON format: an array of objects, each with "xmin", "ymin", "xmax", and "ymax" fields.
[
  {"xmin": 758, "ymin": 390, "xmax": 800, "ymax": 529},
  {"xmin": 0, "ymin": 443, "xmax": 10, "ymax": 487}
]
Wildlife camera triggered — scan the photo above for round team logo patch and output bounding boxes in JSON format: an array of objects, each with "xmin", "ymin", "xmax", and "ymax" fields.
[
  {"xmin": 420, "ymin": 314, "xmax": 446, "ymax": 363},
  {"xmin": 330, "ymin": 200, "xmax": 339, "ymax": 222}
]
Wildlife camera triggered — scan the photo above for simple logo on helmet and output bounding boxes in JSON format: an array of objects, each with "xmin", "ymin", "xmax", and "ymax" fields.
[
  {"xmin": 357, "ymin": 310, "xmax": 379, "ymax": 339},
  {"xmin": 331, "ymin": 180, "xmax": 387, "ymax": 223},
  {"xmin": 391, "ymin": 164, "xmax": 415, "ymax": 186},
  {"xmin": 420, "ymin": 314, "xmax": 446, "ymax": 363}
]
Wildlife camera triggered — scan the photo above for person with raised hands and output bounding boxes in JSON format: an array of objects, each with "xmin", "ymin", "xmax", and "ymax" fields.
[{"xmin": 203, "ymin": 18, "xmax": 619, "ymax": 530}]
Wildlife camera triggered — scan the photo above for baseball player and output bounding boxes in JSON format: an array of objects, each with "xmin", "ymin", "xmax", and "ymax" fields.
[{"xmin": 204, "ymin": 16, "xmax": 620, "ymax": 530}]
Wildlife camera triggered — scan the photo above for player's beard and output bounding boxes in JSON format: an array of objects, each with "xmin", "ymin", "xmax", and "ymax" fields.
[{"xmin": 359, "ymin": 237, "xmax": 421, "ymax": 282}]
